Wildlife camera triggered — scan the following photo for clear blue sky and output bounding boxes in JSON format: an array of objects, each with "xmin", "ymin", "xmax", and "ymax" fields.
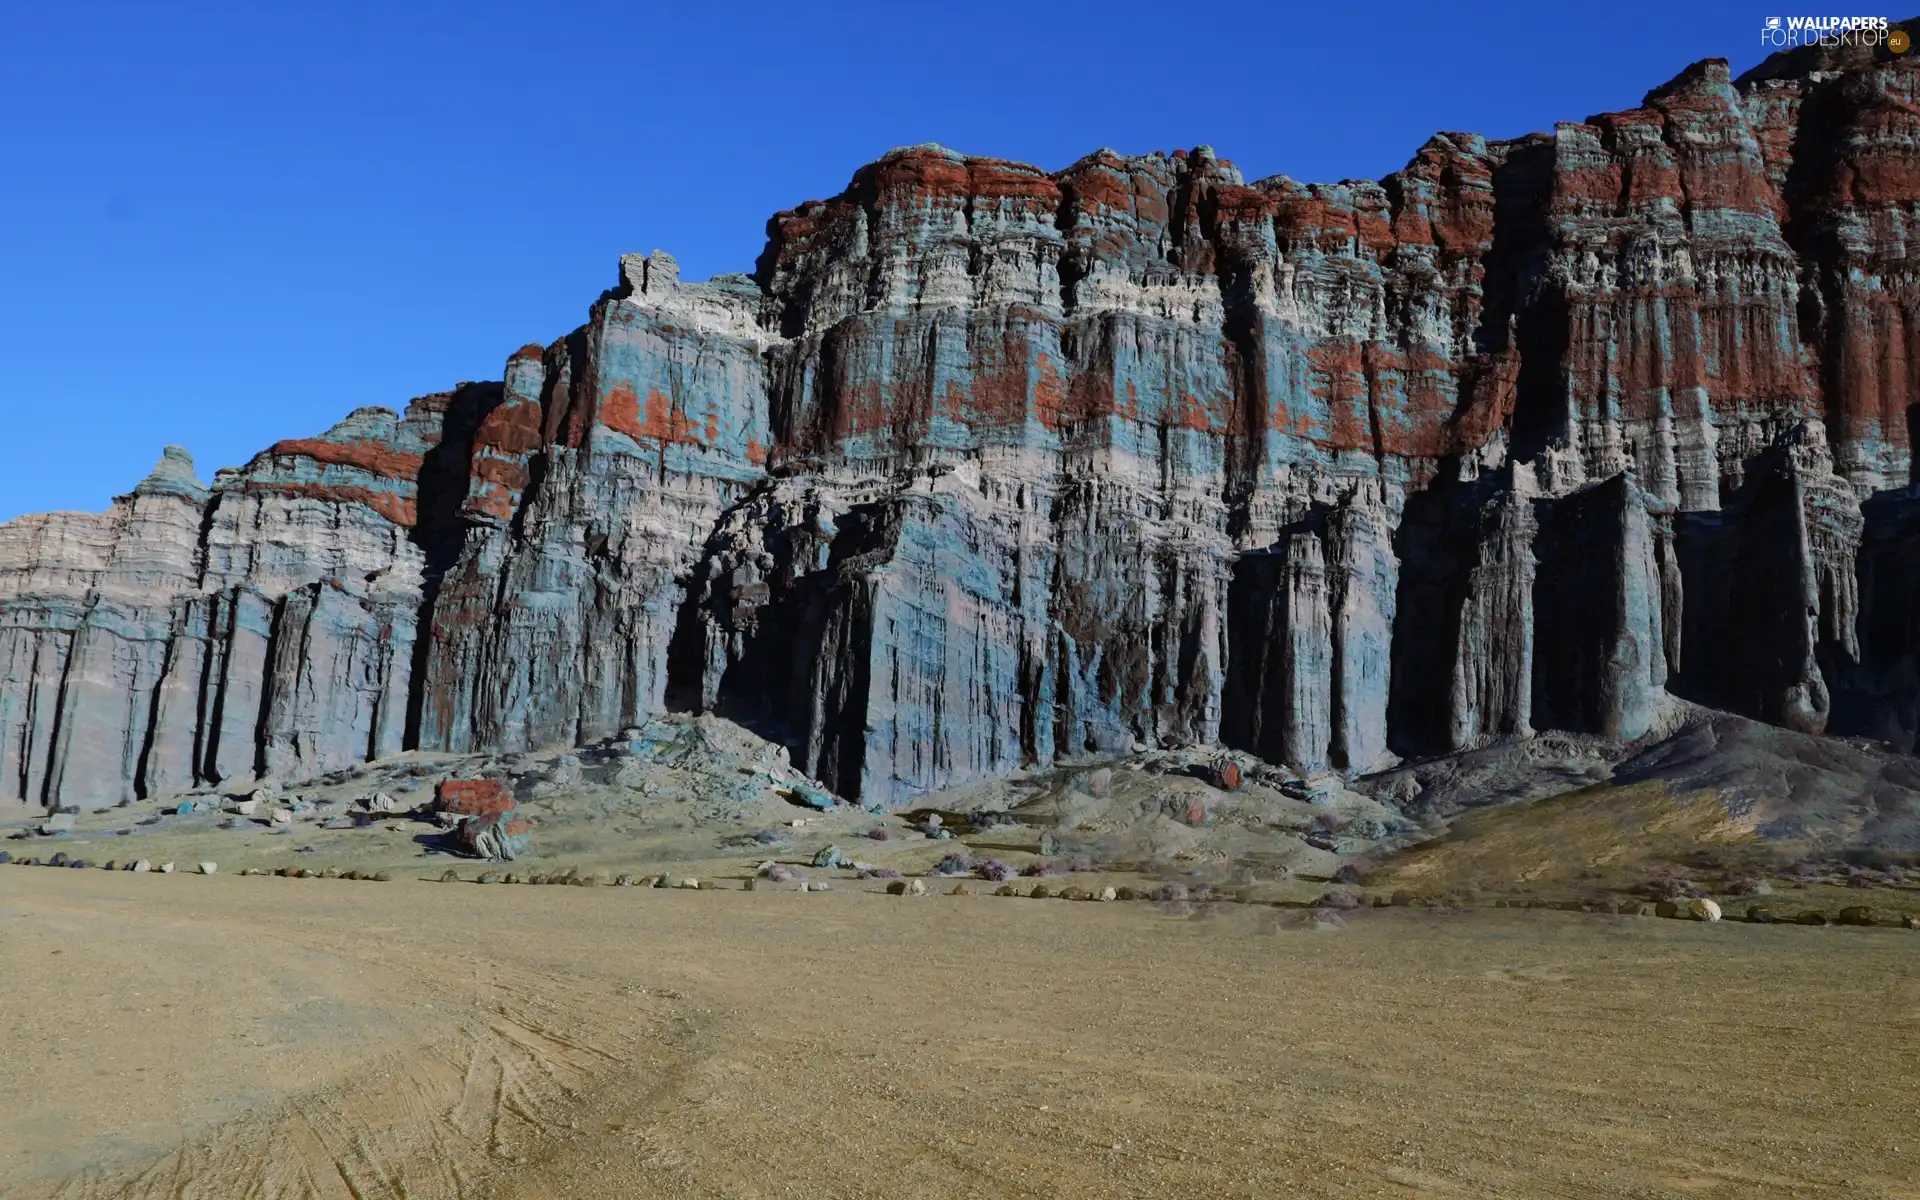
[{"xmin": 1, "ymin": 1, "xmax": 1773, "ymax": 521}]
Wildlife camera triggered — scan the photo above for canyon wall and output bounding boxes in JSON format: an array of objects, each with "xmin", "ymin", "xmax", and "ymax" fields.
[{"xmin": 7, "ymin": 39, "xmax": 1920, "ymax": 811}]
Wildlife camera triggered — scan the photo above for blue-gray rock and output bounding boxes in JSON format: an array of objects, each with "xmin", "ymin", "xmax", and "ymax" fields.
[{"xmin": 7, "ymin": 55, "xmax": 1920, "ymax": 818}]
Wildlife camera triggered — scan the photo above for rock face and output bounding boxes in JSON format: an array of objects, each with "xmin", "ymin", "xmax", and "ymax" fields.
[{"xmin": 8, "ymin": 39, "xmax": 1920, "ymax": 811}]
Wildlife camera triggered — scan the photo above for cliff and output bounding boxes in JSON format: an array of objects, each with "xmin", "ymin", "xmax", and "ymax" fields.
[{"xmin": 8, "ymin": 38, "xmax": 1920, "ymax": 812}]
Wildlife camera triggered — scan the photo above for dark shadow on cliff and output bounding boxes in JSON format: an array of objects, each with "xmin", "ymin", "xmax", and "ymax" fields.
[{"xmin": 401, "ymin": 381, "xmax": 504, "ymax": 751}]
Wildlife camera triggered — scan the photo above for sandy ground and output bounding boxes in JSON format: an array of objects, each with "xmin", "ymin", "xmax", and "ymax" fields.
[{"xmin": 3, "ymin": 868, "xmax": 1917, "ymax": 1199}]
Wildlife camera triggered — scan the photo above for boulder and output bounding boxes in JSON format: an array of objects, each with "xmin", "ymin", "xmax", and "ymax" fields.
[
  {"xmin": 1686, "ymin": 897, "xmax": 1721, "ymax": 922},
  {"xmin": 454, "ymin": 811, "xmax": 533, "ymax": 862},
  {"xmin": 196, "ymin": 862, "xmax": 218, "ymax": 875},
  {"xmin": 435, "ymin": 779, "xmax": 514, "ymax": 817}
]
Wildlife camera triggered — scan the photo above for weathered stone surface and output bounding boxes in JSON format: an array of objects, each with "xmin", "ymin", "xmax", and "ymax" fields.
[{"xmin": 6, "ymin": 42, "xmax": 1920, "ymax": 810}]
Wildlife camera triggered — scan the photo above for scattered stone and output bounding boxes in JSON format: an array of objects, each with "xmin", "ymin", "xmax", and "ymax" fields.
[
  {"xmin": 157, "ymin": 862, "xmax": 174, "ymax": 874},
  {"xmin": 370, "ymin": 871, "xmax": 393, "ymax": 882},
  {"xmin": 362, "ymin": 792, "xmax": 405, "ymax": 814},
  {"xmin": 1745, "ymin": 905, "xmax": 1773, "ymax": 923},
  {"xmin": 478, "ymin": 872, "xmax": 504, "ymax": 884},
  {"xmin": 950, "ymin": 882, "xmax": 971, "ymax": 896},
  {"xmin": 1796, "ymin": 910, "xmax": 1830, "ymax": 926},
  {"xmin": 440, "ymin": 870, "xmax": 461, "ymax": 883},
  {"xmin": 614, "ymin": 874, "xmax": 637, "ymax": 887},
  {"xmin": 1655, "ymin": 900, "xmax": 1681, "ymax": 919},
  {"xmin": 697, "ymin": 879, "xmax": 717, "ymax": 890},
  {"xmin": 1087, "ymin": 767, "xmax": 1112, "ymax": 797},
  {"xmin": 1114, "ymin": 886, "xmax": 1140, "ymax": 901},
  {"xmin": 994, "ymin": 885, "xmax": 1018, "ymax": 897},
  {"xmin": 1097, "ymin": 886, "xmax": 1118, "ymax": 901},
  {"xmin": 1903, "ymin": 914, "xmax": 1920, "ymax": 930},
  {"xmin": 677, "ymin": 877, "xmax": 701, "ymax": 889},
  {"xmin": 1836, "ymin": 905, "xmax": 1883, "ymax": 927},
  {"xmin": 1059, "ymin": 886, "xmax": 1089, "ymax": 901},
  {"xmin": 341, "ymin": 869, "xmax": 361, "ymax": 880},
  {"xmin": 812, "ymin": 845, "xmax": 846, "ymax": 869},
  {"xmin": 197, "ymin": 862, "xmax": 217, "ymax": 875},
  {"xmin": 270, "ymin": 808, "xmax": 294, "ymax": 825},
  {"xmin": 231, "ymin": 798, "xmax": 259, "ymax": 816},
  {"xmin": 1686, "ymin": 897, "xmax": 1722, "ymax": 922},
  {"xmin": 1030, "ymin": 885, "xmax": 1052, "ymax": 899}
]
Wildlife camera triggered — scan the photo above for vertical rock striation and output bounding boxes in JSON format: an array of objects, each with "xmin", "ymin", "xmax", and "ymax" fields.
[{"xmin": 8, "ymin": 35, "xmax": 1920, "ymax": 809}]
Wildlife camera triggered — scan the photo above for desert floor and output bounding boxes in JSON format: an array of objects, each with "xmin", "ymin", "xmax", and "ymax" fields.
[{"xmin": 2, "ymin": 868, "xmax": 1916, "ymax": 1200}]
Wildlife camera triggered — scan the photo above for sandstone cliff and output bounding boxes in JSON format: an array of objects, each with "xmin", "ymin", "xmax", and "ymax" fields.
[{"xmin": 8, "ymin": 38, "xmax": 1920, "ymax": 811}]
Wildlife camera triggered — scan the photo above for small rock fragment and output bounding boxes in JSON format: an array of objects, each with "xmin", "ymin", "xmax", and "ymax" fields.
[
  {"xmin": 478, "ymin": 872, "xmax": 503, "ymax": 884},
  {"xmin": 1097, "ymin": 886, "xmax": 1118, "ymax": 902},
  {"xmin": 440, "ymin": 870, "xmax": 461, "ymax": 883},
  {"xmin": 677, "ymin": 877, "xmax": 700, "ymax": 889},
  {"xmin": 157, "ymin": 862, "xmax": 174, "ymax": 874},
  {"xmin": 197, "ymin": 862, "xmax": 217, "ymax": 875}
]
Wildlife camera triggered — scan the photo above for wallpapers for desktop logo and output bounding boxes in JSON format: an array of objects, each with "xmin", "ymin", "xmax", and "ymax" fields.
[{"xmin": 1760, "ymin": 14, "xmax": 1908, "ymax": 51}]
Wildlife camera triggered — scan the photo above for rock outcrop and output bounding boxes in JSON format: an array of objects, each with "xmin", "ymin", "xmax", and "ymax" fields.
[{"xmin": 8, "ymin": 35, "xmax": 1920, "ymax": 811}]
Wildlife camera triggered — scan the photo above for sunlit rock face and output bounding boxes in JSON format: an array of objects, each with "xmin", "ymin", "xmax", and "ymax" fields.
[{"xmin": 8, "ymin": 40, "xmax": 1920, "ymax": 810}]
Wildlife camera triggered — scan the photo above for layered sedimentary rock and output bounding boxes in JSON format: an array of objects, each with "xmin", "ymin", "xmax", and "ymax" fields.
[{"xmin": 8, "ymin": 35, "xmax": 1920, "ymax": 810}]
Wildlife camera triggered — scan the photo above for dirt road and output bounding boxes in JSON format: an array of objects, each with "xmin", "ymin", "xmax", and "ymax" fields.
[{"xmin": 2, "ymin": 869, "xmax": 1915, "ymax": 1198}]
